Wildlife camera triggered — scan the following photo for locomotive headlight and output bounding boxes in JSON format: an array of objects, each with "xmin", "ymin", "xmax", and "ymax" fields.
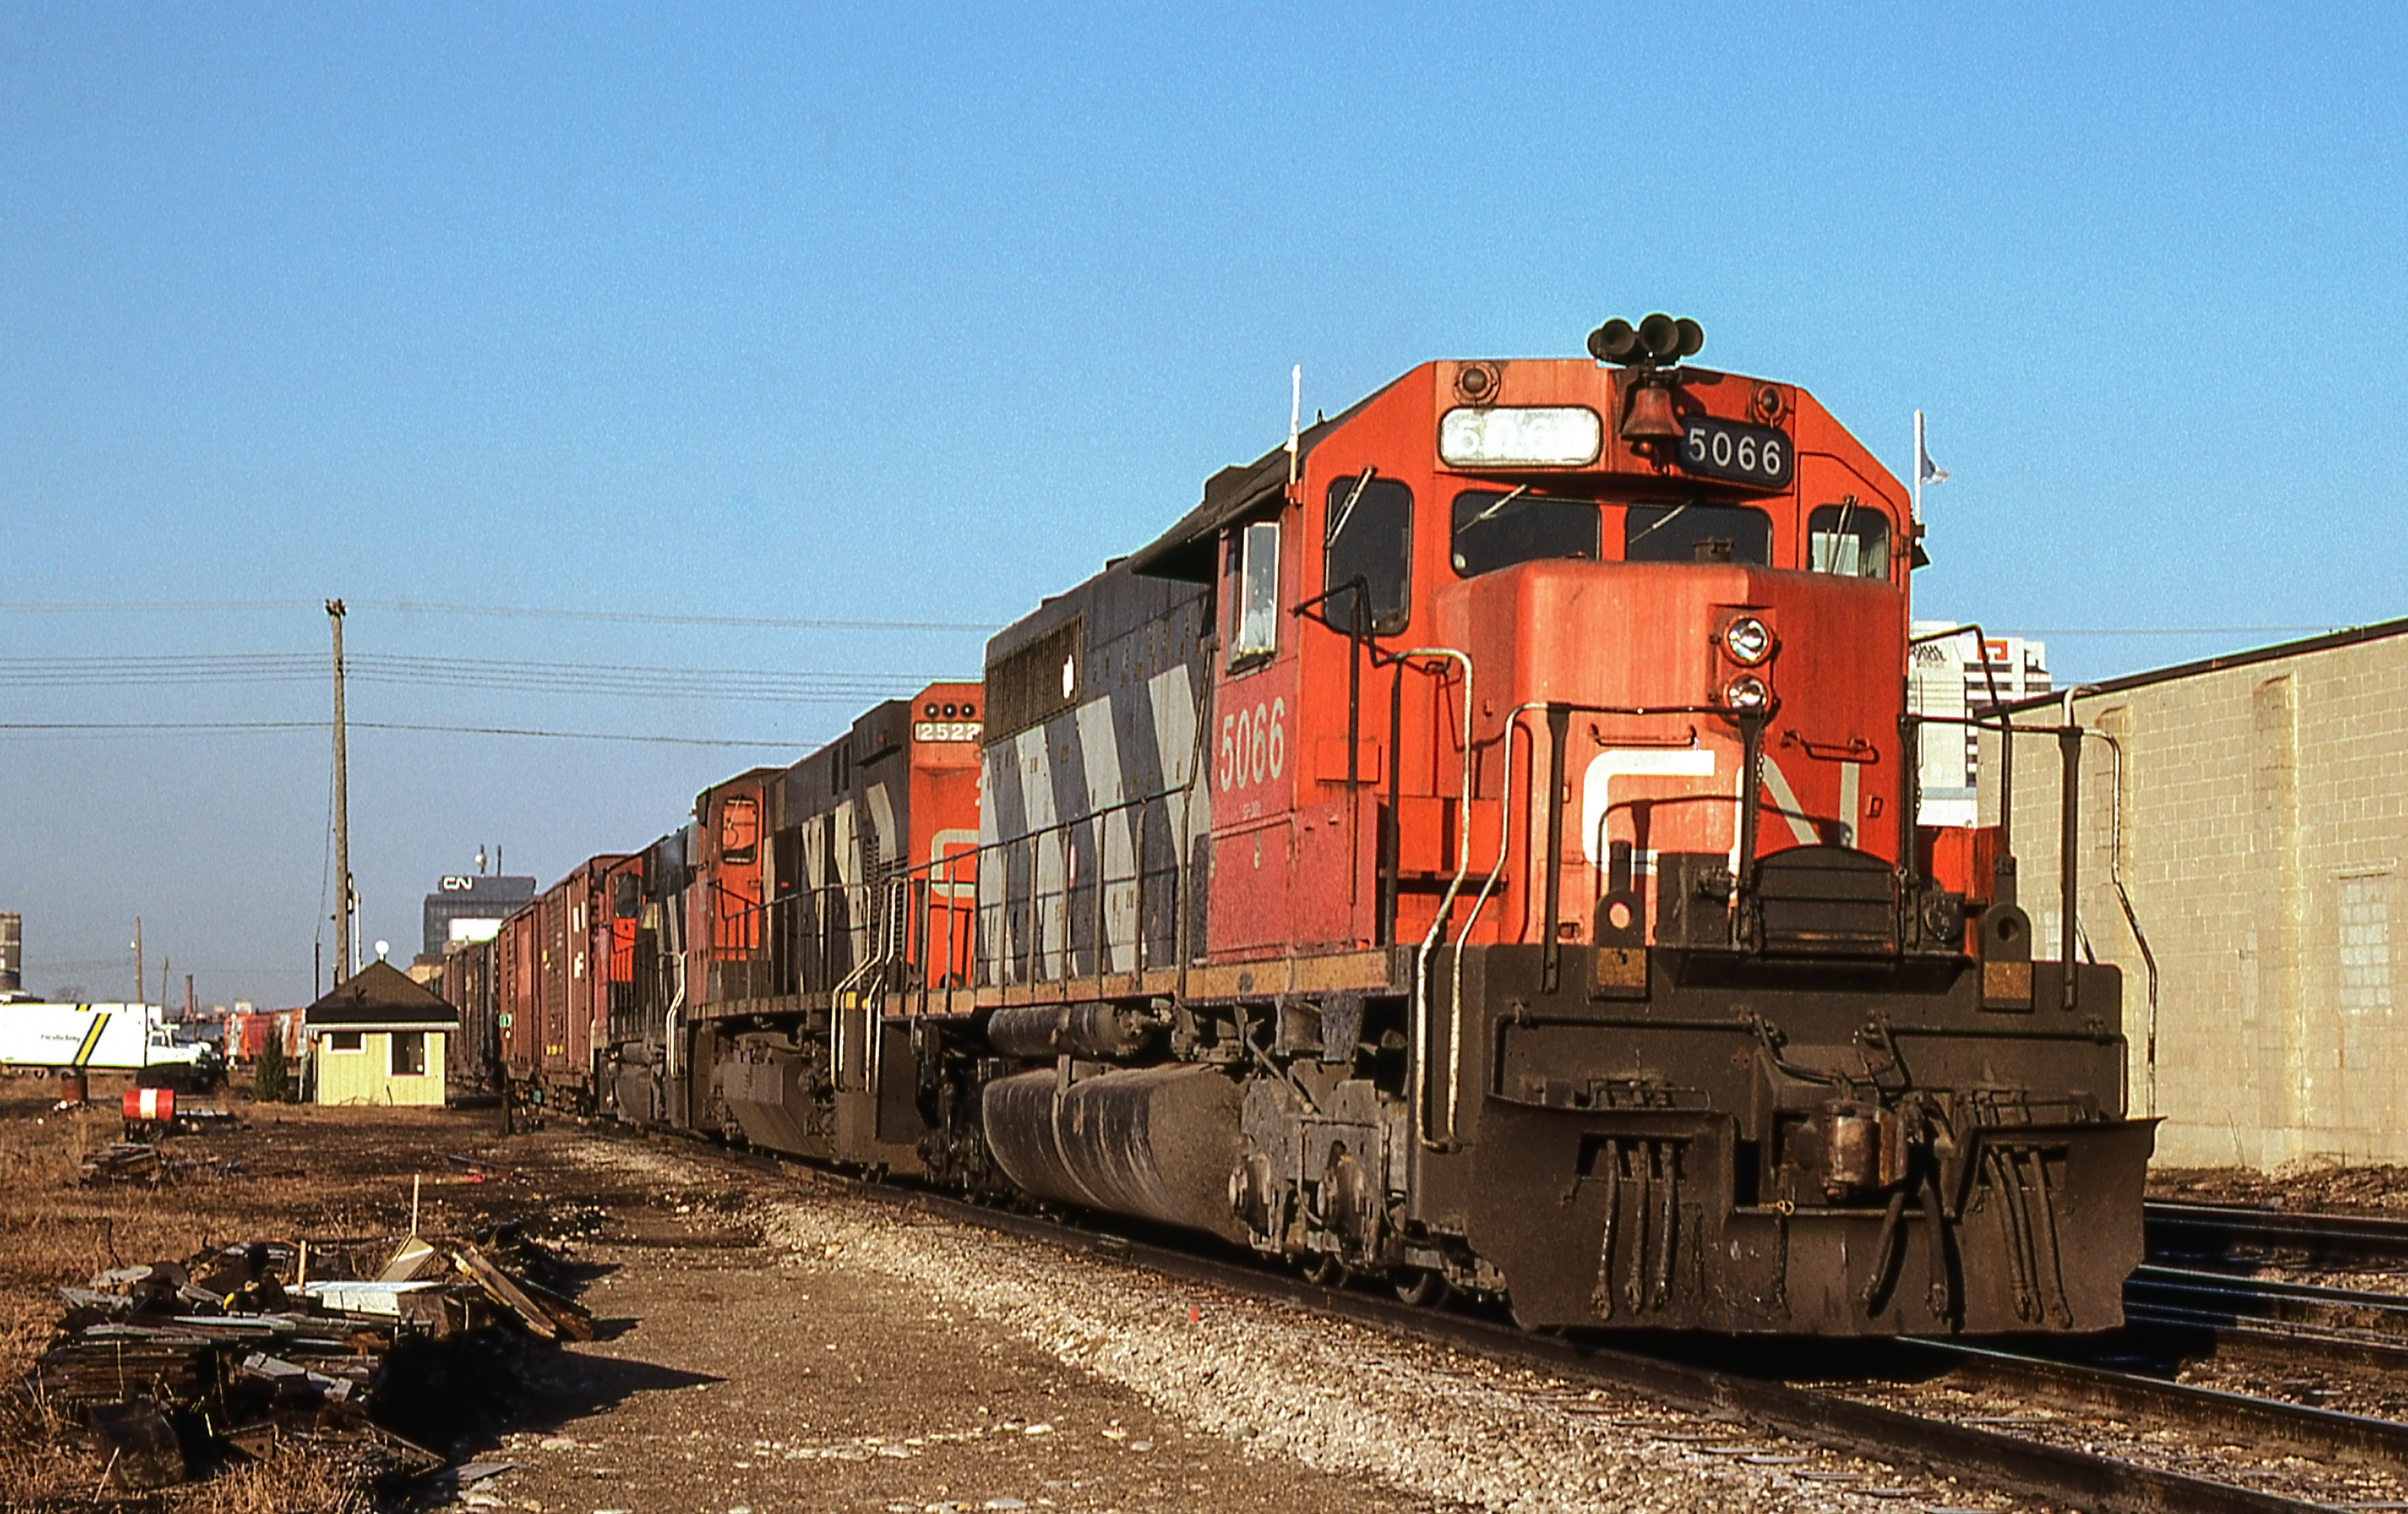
[
  {"xmin": 1722, "ymin": 674, "xmax": 1771, "ymax": 712},
  {"xmin": 1722, "ymin": 615, "xmax": 1773, "ymax": 666}
]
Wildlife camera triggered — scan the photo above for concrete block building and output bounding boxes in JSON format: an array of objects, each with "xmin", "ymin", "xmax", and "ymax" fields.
[
  {"xmin": 1981, "ymin": 618, "xmax": 2407, "ymax": 1169},
  {"xmin": 304, "ymin": 961, "xmax": 458, "ymax": 1107}
]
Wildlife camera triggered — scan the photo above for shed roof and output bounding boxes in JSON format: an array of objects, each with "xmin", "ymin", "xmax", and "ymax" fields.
[{"xmin": 304, "ymin": 960, "xmax": 458, "ymax": 1029}]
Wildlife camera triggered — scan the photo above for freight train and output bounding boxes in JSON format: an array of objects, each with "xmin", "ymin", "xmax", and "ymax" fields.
[{"xmin": 444, "ymin": 318, "xmax": 2153, "ymax": 1335}]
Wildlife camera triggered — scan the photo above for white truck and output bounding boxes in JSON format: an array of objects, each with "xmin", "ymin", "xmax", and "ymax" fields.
[{"xmin": 0, "ymin": 1003, "xmax": 220, "ymax": 1085}]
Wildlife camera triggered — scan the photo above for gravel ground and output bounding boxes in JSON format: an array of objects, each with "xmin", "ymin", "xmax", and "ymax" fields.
[
  {"xmin": 2152, "ymin": 1163, "xmax": 2408, "ymax": 1215},
  {"xmin": 473, "ymin": 1139, "xmax": 2052, "ymax": 1514}
]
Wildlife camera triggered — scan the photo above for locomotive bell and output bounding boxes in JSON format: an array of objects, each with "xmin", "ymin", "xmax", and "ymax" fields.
[{"xmin": 1621, "ymin": 382, "xmax": 1682, "ymax": 441}]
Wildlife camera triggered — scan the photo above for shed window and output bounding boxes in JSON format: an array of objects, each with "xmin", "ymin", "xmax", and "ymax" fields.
[
  {"xmin": 1449, "ymin": 489, "xmax": 1600, "ymax": 578},
  {"xmin": 1230, "ymin": 520, "xmax": 1281, "ymax": 666},
  {"xmin": 1808, "ymin": 502, "xmax": 1891, "ymax": 579},
  {"xmin": 327, "ymin": 1030, "xmax": 364, "ymax": 1053},
  {"xmin": 390, "ymin": 1030, "xmax": 426, "ymax": 1076},
  {"xmin": 1623, "ymin": 502, "xmax": 1773, "ymax": 565},
  {"xmin": 1323, "ymin": 473, "xmax": 1413, "ymax": 635}
]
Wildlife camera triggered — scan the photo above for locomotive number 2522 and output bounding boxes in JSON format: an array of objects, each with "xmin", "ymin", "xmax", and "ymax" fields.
[
  {"xmin": 1216, "ymin": 698, "xmax": 1286, "ymax": 793},
  {"xmin": 1678, "ymin": 417, "xmax": 1792, "ymax": 488}
]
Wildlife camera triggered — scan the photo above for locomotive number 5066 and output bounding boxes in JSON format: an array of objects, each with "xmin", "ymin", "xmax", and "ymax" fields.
[
  {"xmin": 1679, "ymin": 417, "xmax": 1792, "ymax": 488},
  {"xmin": 1216, "ymin": 698, "xmax": 1286, "ymax": 793}
]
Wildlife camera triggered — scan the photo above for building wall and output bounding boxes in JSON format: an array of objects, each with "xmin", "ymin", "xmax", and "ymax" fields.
[
  {"xmin": 313, "ymin": 1028, "xmax": 450, "ymax": 1107},
  {"xmin": 1980, "ymin": 632, "xmax": 2408, "ymax": 1169}
]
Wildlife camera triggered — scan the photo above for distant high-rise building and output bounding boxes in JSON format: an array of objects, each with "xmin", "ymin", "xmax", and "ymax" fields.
[
  {"xmin": 0, "ymin": 911, "xmax": 22, "ymax": 1001},
  {"xmin": 1909, "ymin": 622, "xmax": 2050, "ymax": 827},
  {"xmin": 421, "ymin": 873, "xmax": 537, "ymax": 960}
]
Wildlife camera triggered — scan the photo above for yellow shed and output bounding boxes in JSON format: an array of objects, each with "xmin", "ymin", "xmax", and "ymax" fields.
[{"xmin": 304, "ymin": 961, "xmax": 458, "ymax": 1108}]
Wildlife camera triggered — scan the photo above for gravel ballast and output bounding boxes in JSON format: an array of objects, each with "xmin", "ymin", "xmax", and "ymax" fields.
[{"xmin": 559, "ymin": 1140, "xmax": 2037, "ymax": 1514}]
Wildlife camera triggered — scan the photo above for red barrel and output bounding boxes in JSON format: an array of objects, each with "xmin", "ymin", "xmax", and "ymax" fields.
[{"xmin": 122, "ymin": 1087, "xmax": 175, "ymax": 1122}]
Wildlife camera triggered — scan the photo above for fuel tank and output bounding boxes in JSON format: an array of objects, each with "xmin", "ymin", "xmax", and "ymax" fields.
[
  {"xmin": 981, "ymin": 1064, "xmax": 1246, "ymax": 1242},
  {"xmin": 984, "ymin": 1003, "xmax": 1166, "ymax": 1061}
]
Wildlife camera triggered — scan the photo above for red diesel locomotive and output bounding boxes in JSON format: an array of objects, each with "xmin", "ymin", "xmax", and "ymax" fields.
[{"xmin": 469, "ymin": 319, "xmax": 2149, "ymax": 1336}]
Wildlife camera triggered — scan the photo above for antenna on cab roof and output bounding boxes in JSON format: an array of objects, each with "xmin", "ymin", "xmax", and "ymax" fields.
[{"xmin": 1286, "ymin": 364, "xmax": 1301, "ymax": 486}]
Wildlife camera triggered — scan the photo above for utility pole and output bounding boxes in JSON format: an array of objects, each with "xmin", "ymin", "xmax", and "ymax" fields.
[
  {"xmin": 131, "ymin": 918, "xmax": 146, "ymax": 1073},
  {"xmin": 328, "ymin": 599, "xmax": 353, "ymax": 981}
]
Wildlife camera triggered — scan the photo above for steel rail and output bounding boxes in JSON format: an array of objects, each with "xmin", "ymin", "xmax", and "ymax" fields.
[
  {"xmin": 2129, "ymin": 1263, "xmax": 2408, "ymax": 1338},
  {"xmin": 1894, "ymin": 1336, "xmax": 2408, "ymax": 1472},
  {"xmin": 656, "ymin": 1137, "xmax": 2338, "ymax": 1514},
  {"xmin": 2149, "ymin": 1199, "xmax": 2408, "ymax": 1270},
  {"xmin": 2130, "ymin": 1302, "xmax": 2408, "ymax": 1363}
]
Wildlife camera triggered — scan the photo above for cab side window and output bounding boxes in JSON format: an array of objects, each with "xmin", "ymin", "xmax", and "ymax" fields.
[
  {"xmin": 720, "ymin": 795, "xmax": 759, "ymax": 864},
  {"xmin": 1229, "ymin": 520, "xmax": 1281, "ymax": 667},
  {"xmin": 1323, "ymin": 473, "xmax": 1412, "ymax": 634},
  {"xmin": 1807, "ymin": 503, "xmax": 1891, "ymax": 578}
]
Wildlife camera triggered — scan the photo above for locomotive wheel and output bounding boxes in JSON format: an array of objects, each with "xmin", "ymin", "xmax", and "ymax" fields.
[
  {"xmin": 1393, "ymin": 1268, "xmax": 1451, "ymax": 1309},
  {"xmin": 1301, "ymin": 1253, "xmax": 1350, "ymax": 1287}
]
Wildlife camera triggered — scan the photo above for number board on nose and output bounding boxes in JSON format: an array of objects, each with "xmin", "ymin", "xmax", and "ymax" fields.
[{"xmin": 1676, "ymin": 417, "xmax": 1792, "ymax": 489}]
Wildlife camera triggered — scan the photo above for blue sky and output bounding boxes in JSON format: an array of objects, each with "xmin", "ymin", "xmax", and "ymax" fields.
[{"xmin": 3, "ymin": 3, "xmax": 2403, "ymax": 1005}]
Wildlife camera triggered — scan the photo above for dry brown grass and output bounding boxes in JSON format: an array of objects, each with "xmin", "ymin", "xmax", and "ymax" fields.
[{"xmin": 0, "ymin": 1074, "xmax": 523, "ymax": 1511}]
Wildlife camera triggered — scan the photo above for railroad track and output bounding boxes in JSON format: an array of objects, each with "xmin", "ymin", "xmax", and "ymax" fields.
[
  {"xmin": 633, "ymin": 1134, "xmax": 2408, "ymax": 1514},
  {"xmin": 2148, "ymin": 1201, "xmax": 2408, "ymax": 1272},
  {"xmin": 2134, "ymin": 1200, "xmax": 2408, "ymax": 1374}
]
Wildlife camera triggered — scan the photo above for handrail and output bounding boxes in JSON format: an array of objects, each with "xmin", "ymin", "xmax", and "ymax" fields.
[
  {"xmin": 1399, "ymin": 646, "xmax": 1476, "ymax": 1153},
  {"xmin": 705, "ymin": 782, "xmax": 1188, "ymax": 1003},
  {"xmin": 1444, "ymin": 699, "xmax": 1548, "ymax": 1146},
  {"xmin": 662, "ymin": 946, "xmax": 686, "ymax": 1082},
  {"xmin": 2089, "ymin": 727, "xmax": 2159, "ymax": 1116}
]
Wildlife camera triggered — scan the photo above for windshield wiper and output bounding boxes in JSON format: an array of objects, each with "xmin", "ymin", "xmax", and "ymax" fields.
[
  {"xmin": 1626, "ymin": 500, "xmax": 1692, "ymax": 550},
  {"xmin": 1327, "ymin": 467, "xmax": 1376, "ymax": 548},
  {"xmin": 1463, "ymin": 485, "xmax": 1529, "ymax": 529}
]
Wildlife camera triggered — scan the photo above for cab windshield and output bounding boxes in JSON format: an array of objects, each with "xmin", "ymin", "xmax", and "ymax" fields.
[
  {"xmin": 1449, "ymin": 490, "xmax": 1776, "ymax": 576},
  {"xmin": 1449, "ymin": 490, "xmax": 1600, "ymax": 577},
  {"xmin": 1623, "ymin": 503, "xmax": 1773, "ymax": 565}
]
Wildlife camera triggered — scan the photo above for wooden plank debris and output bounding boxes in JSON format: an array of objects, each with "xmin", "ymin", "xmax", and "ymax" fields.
[{"xmin": 25, "ymin": 1220, "xmax": 588, "ymax": 1494}]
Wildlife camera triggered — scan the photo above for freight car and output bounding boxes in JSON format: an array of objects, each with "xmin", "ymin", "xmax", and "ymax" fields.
[
  {"xmin": 470, "ymin": 319, "xmax": 2150, "ymax": 1337},
  {"xmin": 494, "ymin": 853, "xmax": 634, "ymax": 1114},
  {"xmin": 434, "ymin": 936, "xmax": 500, "ymax": 1097}
]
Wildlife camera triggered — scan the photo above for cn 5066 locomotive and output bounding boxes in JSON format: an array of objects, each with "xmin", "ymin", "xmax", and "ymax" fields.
[{"xmin": 459, "ymin": 319, "xmax": 2153, "ymax": 1336}]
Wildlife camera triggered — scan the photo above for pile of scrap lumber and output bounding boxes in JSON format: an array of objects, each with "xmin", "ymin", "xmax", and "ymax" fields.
[
  {"xmin": 77, "ymin": 1141, "xmax": 182, "ymax": 1184},
  {"xmin": 77, "ymin": 1141, "xmax": 246, "ymax": 1185},
  {"xmin": 26, "ymin": 1224, "xmax": 590, "ymax": 1492}
]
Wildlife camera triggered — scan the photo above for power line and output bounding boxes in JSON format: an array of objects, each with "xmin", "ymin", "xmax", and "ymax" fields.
[
  {"xmin": 0, "ymin": 652, "xmax": 955, "ymax": 704},
  {"xmin": 0, "ymin": 597, "xmax": 999, "ymax": 632},
  {"xmin": 0, "ymin": 719, "xmax": 806, "ymax": 748},
  {"xmin": 353, "ymin": 599, "xmax": 997, "ymax": 632}
]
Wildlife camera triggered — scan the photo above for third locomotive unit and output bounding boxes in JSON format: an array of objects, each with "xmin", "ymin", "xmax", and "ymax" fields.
[{"xmin": 449, "ymin": 317, "xmax": 2153, "ymax": 1335}]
